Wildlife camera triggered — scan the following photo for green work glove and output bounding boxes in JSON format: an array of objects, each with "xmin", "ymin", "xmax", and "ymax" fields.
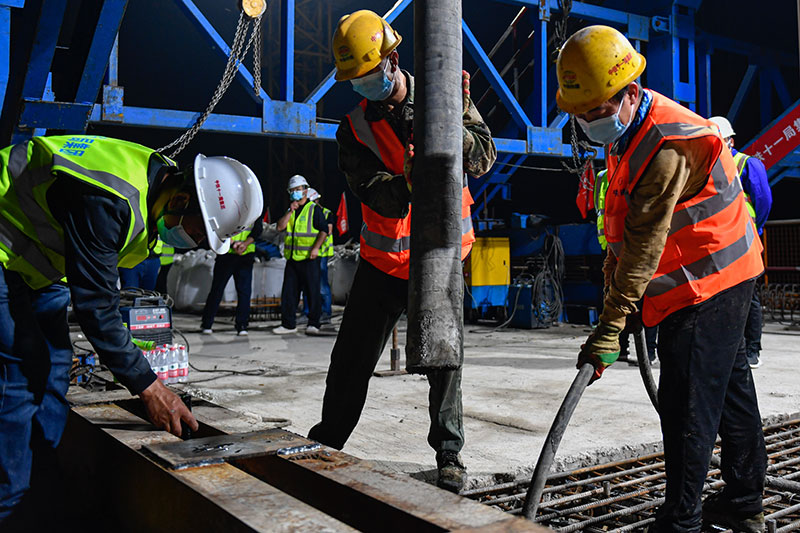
[{"xmin": 577, "ymin": 320, "xmax": 621, "ymax": 384}]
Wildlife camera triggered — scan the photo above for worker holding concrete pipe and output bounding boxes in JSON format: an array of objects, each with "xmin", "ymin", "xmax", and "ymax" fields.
[
  {"xmin": 307, "ymin": 10, "xmax": 496, "ymax": 494},
  {"xmin": 0, "ymin": 135, "xmax": 262, "ymax": 528},
  {"xmin": 557, "ymin": 27, "xmax": 766, "ymax": 532}
]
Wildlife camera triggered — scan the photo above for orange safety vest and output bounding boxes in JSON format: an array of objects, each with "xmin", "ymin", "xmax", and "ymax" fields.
[
  {"xmin": 605, "ymin": 91, "xmax": 763, "ymax": 327},
  {"xmin": 346, "ymin": 99, "xmax": 475, "ymax": 280}
]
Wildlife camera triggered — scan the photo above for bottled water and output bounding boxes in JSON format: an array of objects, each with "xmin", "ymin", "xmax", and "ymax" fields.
[
  {"xmin": 167, "ymin": 344, "xmax": 179, "ymax": 384},
  {"xmin": 156, "ymin": 348, "xmax": 169, "ymax": 382},
  {"xmin": 177, "ymin": 345, "xmax": 189, "ymax": 383}
]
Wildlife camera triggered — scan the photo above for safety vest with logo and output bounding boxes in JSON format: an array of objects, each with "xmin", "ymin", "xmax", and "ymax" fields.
[
  {"xmin": 605, "ymin": 91, "xmax": 763, "ymax": 327},
  {"xmin": 284, "ymin": 201, "xmax": 319, "ymax": 261},
  {"xmin": 732, "ymin": 151, "xmax": 757, "ymax": 221},
  {"xmin": 346, "ymin": 99, "xmax": 475, "ymax": 280},
  {"xmin": 593, "ymin": 169, "xmax": 609, "ymax": 251},
  {"xmin": 0, "ymin": 135, "xmax": 175, "ymax": 290},
  {"xmin": 157, "ymin": 239, "xmax": 175, "ymax": 266},
  {"xmin": 229, "ymin": 224, "xmax": 255, "ymax": 255},
  {"xmin": 319, "ymin": 206, "xmax": 334, "ymax": 258}
]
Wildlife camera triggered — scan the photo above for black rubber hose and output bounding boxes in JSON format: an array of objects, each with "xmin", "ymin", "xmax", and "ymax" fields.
[
  {"xmin": 522, "ymin": 362, "xmax": 594, "ymax": 520},
  {"xmin": 633, "ymin": 327, "xmax": 659, "ymax": 412}
]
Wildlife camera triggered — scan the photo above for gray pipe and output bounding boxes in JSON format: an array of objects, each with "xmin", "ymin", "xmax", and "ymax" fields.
[{"xmin": 406, "ymin": 0, "xmax": 464, "ymax": 373}]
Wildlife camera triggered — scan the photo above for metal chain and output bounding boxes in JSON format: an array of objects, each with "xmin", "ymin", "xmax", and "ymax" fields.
[
  {"xmin": 253, "ymin": 15, "xmax": 263, "ymax": 98},
  {"xmin": 158, "ymin": 11, "xmax": 255, "ymax": 158},
  {"xmin": 561, "ymin": 115, "xmax": 597, "ymax": 180}
]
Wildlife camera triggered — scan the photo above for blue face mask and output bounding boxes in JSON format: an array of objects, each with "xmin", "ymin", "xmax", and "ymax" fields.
[
  {"xmin": 289, "ymin": 190, "xmax": 304, "ymax": 202},
  {"xmin": 576, "ymin": 98, "xmax": 631, "ymax": 145},
  {"xmin": 157, "ymin": 216, "xmax": 198, "ymax": 249},
  {"xmin": 351, "ymin": 60, "xmax": 395, "ymax": 101}
]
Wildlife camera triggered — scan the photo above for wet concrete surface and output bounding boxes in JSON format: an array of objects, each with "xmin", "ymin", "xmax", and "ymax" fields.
[{"xmin": 172, "ymin": 310, "xmax": 800, "ymax": 489}]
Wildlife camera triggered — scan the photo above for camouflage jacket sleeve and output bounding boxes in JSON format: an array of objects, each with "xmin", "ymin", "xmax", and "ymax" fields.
[
  {"xmin": 598, "ymin": 140, "xmax": 711, "ymax": 330},
  {"xmin": 336, "ymin": 96, "xmax": 496, "ymax": 219}
]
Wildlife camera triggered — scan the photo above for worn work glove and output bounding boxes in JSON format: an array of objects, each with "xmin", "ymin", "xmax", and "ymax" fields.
[
  {"xmin": 577, "ymin": 320, "xmax": 622, "ymax": 384},
  {"xmin": 462, "ymin": 70, "xmax": 471, "ymax": 115}
]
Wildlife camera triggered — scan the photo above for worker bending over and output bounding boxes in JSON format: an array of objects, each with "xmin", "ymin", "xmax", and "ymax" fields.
[
  {"xmin": 0, "ymin": 135, "xmax": 262, "ymax": 528},
  {"xmin": 307, "ymin": 10, "xmax": 496, "ymax": 494},
  {"xmin": 558, "ymin": 27, "xmax": 766, "ymax": 532}
]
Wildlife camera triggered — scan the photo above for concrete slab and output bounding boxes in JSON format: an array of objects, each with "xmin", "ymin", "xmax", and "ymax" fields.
[{"xmin": 171, "ymin": 311, "xmax": 800, "ymax": 490}]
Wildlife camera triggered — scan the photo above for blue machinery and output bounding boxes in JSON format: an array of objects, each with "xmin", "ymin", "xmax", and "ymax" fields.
[{"xmin": 1, "ymin": 0, "xmax": 798, "ymax": 210}]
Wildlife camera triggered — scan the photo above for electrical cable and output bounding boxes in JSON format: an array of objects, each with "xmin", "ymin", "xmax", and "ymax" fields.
[{"xmin": 171, "ymin": 326, "xmax": 275, "ymax": 378}]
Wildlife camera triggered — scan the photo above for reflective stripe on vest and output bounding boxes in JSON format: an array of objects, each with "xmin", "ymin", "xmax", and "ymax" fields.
[
  {"xmin": 0, "ymin": 135, "xmax": 170, "ymax": 289},
  {"xmin": 158, "ymin": 239, "xmax": 175, "ymax": 265},
  {"xmin": 605, "ymin": 91, "xmax": 763, "ymax": 326},
  {"xmin": 229, "ymin": 225, "xmax": 255, "ymax": 255},
  {"xmin": 346, "ymin": 99, "xmax": 475, "ymax": 279},
  {"xmin": 284, "ymin": 201, "xmax": 318, "ymax": 261},
  {"xmin": 732, "ymin": 151, "xmax": 757, "ymax": 220}
]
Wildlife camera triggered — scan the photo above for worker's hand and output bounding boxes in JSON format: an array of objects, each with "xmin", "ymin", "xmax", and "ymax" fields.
[
  {"xmin": 462, "ymin": 70, "xmax": 471, "ymax": 115},
  {"xmin": 310, "ymin": 247, "xmax": 319, "ymax": 260},
  {"xmin": 139, "ymin": 379, "xmax": 198, "ymax": 437},
  {"xmin": 403, "ymin": 140, "xmax": 414, "ymax": 189},
  {"xmin": 232, "ymin": 241, "xmax": 247, "ymax": 255},
  {"xmin": 576, "ymin": 320, "xmax": 621, "ymax": 384},
  {"xmin": 622, "ymin": 310, "xmax": 643, "ymax": 335},
  {"xmin": 289, "ymin": 201, "xmax": 300, "ymax": 211}
]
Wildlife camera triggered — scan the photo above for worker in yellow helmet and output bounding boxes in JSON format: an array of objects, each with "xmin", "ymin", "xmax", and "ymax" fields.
[
  {"xmin": 557, "ymin": 26, "xmax": 765, "ymax": 532},
  {"xmin": 307, "ymin": 10, "xmax": 496, "ymax": 494}
]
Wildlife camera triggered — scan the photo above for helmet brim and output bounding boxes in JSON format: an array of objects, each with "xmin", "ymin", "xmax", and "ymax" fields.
[{"xmin": 194, "ymin": 154, "xmax": 231, "ymax": 255}]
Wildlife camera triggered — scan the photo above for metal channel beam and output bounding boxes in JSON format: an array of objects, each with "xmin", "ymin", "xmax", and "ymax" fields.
[
  {"xmin": 62, "ymin": 403, "xmax": 356, "ymax": 532},
  {"xmin": 62, "ymin": 394, "xmax": 546, "ymax": 532},
  {"xmin": 74, "ymin": 0, "xmax": 128, "ymax": 105}
]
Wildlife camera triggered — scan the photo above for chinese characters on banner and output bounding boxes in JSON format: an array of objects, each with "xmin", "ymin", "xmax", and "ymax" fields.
[{"xmin": 742, "ymin": 101, "xmax": 800, "ymax": 170}]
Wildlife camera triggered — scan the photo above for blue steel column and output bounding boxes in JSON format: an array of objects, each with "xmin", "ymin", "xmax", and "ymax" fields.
[
  {"xmin": 280, "ymin": 0, "xmax": 294, "ymax": 102},
  {"xmin": 0, "ymin": 1, "xmax": 25, "ymax": 114},
  {"xmin": 74, "ymin": 0, "xmax": 128, "ymax": 106}
]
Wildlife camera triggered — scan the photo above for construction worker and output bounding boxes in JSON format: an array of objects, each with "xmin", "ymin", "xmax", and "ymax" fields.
[
  {"xmin": 709, "ymin": 116, "xmax": 772, "ymax": 369},
  {"xmin": 273, "ymin": 174, "xmax": 328, "ymax": 335},
  {"xmin": 307, "ymin": 11, "xmax": 496, "ymax": 494},
  {"xmin": 305, "ymin": 187, "xmax": 334, "ymax": 322},
  {"xmin": 0, "ymin": 135, "xmax": 263, "ymax": 528},
  {"xmin": 200, "ymin": 217, "xmax": 264, "ymax": 336},
  {"xmin": 154, "ymin": 237, "xmax": 175, "ymax": 294},
  {"xmin": 119, "ymin": 235, "xmax": 162, "ymax": 291},
  {"xmin": 557, "ymin": 27, "xmax": 765, "ymax": 532}
]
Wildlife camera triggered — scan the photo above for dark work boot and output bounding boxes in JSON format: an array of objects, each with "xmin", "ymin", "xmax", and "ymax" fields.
[
  {"xmin": 436, "ymin": 450, "xmax": 467, "ymax": 494},
  {"xmin": 702, "ymin": 492, "xmax": 765, "ymax": 533}
]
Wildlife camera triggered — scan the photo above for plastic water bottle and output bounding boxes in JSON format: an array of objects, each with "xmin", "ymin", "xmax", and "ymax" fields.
[
  {"xmin": 177, "ymin": 345, "xmax": 189, "ymax": 383},
  {"xmin": 167, "ymin": 344, "xmax": 179, "ymax": 384},
  {"xmin": 156, "ymin": 348, "xmax": 169, "ymax": 382}
]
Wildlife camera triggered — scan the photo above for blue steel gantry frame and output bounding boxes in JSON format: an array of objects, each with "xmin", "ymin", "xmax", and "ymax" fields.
[{"xmin": 0, "ymin": 0, "xmax": 797, "ymax": 214}]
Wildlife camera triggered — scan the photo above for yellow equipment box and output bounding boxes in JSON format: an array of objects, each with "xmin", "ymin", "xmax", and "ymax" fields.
[{"xmin": 464, "ymin": 237, "xmax": 510, "ymax": 287}]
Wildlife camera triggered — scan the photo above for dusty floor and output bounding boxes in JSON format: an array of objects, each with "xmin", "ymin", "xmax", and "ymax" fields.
[{"xmin": 171, "ymin": 309, "xmax": 800, "ymax": 489}]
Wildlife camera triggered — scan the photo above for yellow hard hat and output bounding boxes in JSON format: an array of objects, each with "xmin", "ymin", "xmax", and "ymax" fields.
[
  {"xmin": 556, "ymin": 25, "xmax": 646, "ymax": 114},
  {"xmin": 332, "ymin": 10, "xmax": 402, "ymax": 82}
]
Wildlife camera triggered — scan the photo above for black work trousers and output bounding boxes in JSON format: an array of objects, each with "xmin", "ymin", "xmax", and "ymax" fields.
[
  {"xmin": 653, "ymin": 279, "xmax": 766, "ymax": 532},
  {"xmin": 280, "ymin": 258, "xmax": 321, "ymax": 329},
  {"xmin": 308, "ymin": 259, "xmax": 464, "ymax": 454},
  {"xmin": 744, "ymin": 280, "xmax": 763, "ymax": 359}
]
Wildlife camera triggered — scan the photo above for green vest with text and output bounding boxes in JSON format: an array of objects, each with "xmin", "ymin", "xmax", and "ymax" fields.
[
  {"xmin": 0, "ymin": 135, "xmax": 175, "ymax": 289},
  {"xmin": 284, "ymin": 201, "xmax": 318, "ymax": 261},
  {"xmin": 229, "ymin": 224, "xmax": 255, "ymax": 255},
  {"xmin": 594, "ymin": 169, "xmax": 609, "ymax": 251},
  {"xmin": 319, "ymin": 206, "xmax": 334, "ymax": 258},
  {"xmin": 732, "ymin": 152, "xmax": 757, "ymax": 220}
]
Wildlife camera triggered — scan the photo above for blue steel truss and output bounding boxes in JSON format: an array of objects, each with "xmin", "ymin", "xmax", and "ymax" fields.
[{"xmin": 1, "ymin": 0, "xmax": 797, "ymax": 213}]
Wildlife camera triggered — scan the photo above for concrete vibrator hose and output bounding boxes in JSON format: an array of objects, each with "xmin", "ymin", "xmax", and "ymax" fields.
[{"xmin": 522, "ymin": 327, "xmax": 659, "ymax": 521}]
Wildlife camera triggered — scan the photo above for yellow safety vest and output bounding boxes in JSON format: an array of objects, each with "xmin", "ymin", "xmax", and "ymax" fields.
[
  {"xmin": 284, "ymin": 201, "xmax": 319, "ymax": 261},
  {"xmin": 732, "ymin": 151, "xmax": 757, "ymax": 221}
]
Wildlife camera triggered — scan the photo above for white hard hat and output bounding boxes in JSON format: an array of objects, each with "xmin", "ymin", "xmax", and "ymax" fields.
[
  {"xmin": 709, "ymin": 116, "xmax": 735, "ymax": 138},
  {"xmin": 307, "ymin": 188, "xmax": 320, "ymax": 201},
  {"xmin": 287, "ymin": 174, "xmax": 309, "ymax": 190},
  {"xmin": 194, "ymin": 154, "xmax": 264, "ymax": 254}
]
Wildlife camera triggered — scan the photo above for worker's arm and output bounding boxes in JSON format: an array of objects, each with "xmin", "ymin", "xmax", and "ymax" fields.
[
  {"xmin": 52, "ymin": 179, "xmax": 197, "ymax": 436},
  {"xmin": 309, "ymin": 204, "xmax": 328, "ymax": 260},
  {"xmin": 741, "ymin": 156, "xmax": 772, "ymax": 232},
  {"xmin": 462, "ymin": 94, "xmax": 497, "ymax": 179},
  {"xmin": 599, "ymin": 140, "xmax": 710, "ymax": 330},
  {"xmin": 276, "ymin": 202, "xmax": 298, "ymax": 231}
]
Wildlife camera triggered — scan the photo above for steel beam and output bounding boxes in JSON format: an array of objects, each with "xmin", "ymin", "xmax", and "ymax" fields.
[
  {"xmin": 279, "ymin": 0, "xmax": 294, "ymax": 101},
  {"xmin": 74, "ymin": 0, "xmax": 128, "ymax": 105}
]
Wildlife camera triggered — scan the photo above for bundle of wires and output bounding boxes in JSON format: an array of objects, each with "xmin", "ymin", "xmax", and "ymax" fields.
[{"xmin": 525, "ymin": 231, "xmax": 565, "ymax": 326}]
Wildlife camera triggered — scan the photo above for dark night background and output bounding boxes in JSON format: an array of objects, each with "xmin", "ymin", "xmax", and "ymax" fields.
[{"xmin": 4, "ymin": 0, "xmax": 799, "ymax": 238}]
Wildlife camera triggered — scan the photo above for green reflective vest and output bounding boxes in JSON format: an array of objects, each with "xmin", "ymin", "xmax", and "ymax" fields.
[
  {"xmin": 284, "ymin": 201, "xmax": 319, "ymax": 261},
  {"xmin": 593, "ymin": 169, "xmax": 609, "ymax": 251},
  {"xmin": 732, "ymin": 152, "xmax": 757, "ymax": 220},
  {"xmin": 157, "ymin": 238, "xmax": 175, "ymax": 266},
  {"xmin": 0, "ymin": 135, "xmax": 175, "ymax": 289},
  {"xmin": 319, "ymin": 206, "xmax": 334, "ymax": 258},
  {"xmin": 229, "ymin": 225, "xmax": 255, "ymax": 255}
]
